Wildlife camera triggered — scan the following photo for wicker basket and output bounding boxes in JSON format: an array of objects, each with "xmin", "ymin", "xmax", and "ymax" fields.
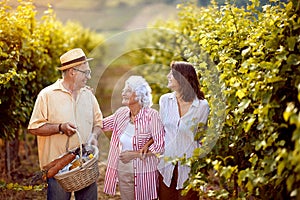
[{"xmin": 54, "ymin": 131, "xmax": 99, "ymax": 192}]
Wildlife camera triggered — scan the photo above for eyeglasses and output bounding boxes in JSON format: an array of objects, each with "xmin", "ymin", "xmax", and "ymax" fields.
[{"xmin": 73, "ymin": 68, "xmax": 91, "ymax": 77}]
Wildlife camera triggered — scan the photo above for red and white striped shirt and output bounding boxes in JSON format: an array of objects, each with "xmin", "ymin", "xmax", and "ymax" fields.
[{"xmin": 103, "ymin": 106, "xmax": 165, "ymax": 200}]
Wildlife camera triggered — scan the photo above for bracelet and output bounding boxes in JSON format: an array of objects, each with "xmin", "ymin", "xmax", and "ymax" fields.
[{"xmin": 58, "ymin": 123, "xmax": 64, "ymax": 134}]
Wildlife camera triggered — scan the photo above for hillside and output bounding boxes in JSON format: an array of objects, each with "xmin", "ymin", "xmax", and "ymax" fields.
[{"xmin": 8, "ymin": 0, "xmax": 178, "ymax": 32}]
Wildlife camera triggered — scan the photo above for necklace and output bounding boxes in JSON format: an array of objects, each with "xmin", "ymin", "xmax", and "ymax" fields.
[
  {"xmin": 130, "ymin": 117, "xmax": 134, "ymax": 124},
  {"xmin": 129, "ymin": 112, "xmax": 138, "ymax": 124}
]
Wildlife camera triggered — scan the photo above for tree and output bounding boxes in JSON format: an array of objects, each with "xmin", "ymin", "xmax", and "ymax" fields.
[
  {"xmin": 123, "ymin": 0, "xmax": 300, "ymax": 198},
  {"xmin": 0, "ymin": 0, "xmax": 106, "ymax": 177}
]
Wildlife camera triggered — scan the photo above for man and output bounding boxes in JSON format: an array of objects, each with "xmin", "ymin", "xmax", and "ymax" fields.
[{"xmin": 28, "ymin": 48, "xmax": 103, "ymax": 200}]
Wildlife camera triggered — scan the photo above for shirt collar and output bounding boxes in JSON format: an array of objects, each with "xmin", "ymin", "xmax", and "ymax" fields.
[
  {"xmin": 53, "ymin": 79, "xmax": 67, "ymax": 92},
  {"xmin": 169, "ymin": 92, "xmax": 176, "ymax": 99},
  {"xmin": 169, "ymin": 92, "xmax": 200, "ymax": 108},
  {"xmin": 192, "ymin": 97, "xmax": 201, "ymax": 108},
  {"xmin": 126, "ymin": 106, "xmax": 148, "ymax": 120},
  {"xmin": 53, "ymin": 79, "xmax": 89, "ymax": 93}
]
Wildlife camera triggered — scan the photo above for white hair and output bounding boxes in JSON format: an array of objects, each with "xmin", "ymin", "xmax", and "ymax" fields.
[{"xmin": 125, "ymin": 76, "xmax": 153, "ymax": 108}]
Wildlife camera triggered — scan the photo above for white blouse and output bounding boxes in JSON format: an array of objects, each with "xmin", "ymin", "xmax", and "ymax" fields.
[
  {"xmin": 119, "ymin": 123, "xmax": 135, "ymax": 151},
  {"xmin": 158, "ymin": 92, "xmax": 210, "ymax": 189}
]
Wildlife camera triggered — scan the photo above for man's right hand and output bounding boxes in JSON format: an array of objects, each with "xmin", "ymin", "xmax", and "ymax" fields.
[{"xmin": 60, "ymin": 122, "xmax": 77, "ymax": 137}]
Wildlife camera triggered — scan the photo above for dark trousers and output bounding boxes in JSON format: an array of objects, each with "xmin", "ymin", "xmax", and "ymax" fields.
[
  {"xmin": 47, "ymin": 178, "xmax": 97, "ymax": 200},
  {"xmin": 158, "ymin": 165, "xmax": 199, "ymax": 200}
]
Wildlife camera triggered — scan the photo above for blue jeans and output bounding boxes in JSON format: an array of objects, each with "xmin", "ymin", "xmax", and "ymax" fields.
[{"xmin": 47, "ymin": 178, "xmax": 97, "ymax": 200}]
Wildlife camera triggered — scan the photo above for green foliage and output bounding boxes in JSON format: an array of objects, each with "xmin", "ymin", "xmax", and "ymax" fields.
[
  {"xmin": 0, "ymin": 179, "xmax": 46, "ymax": 192},
  {"xmin": 125, "ymin": 26, "xmax": 186, "ymax": 102},
  {"xmin": 278, "ymin": 84, "xmax": 300, "ymax": 198},
  {"xmin": 0, "ymin": 0, "xmax": 106, "ymax": 140},
  {"xmin": 125, "ymin": 0, "xmax": 300, "ymax": 199},
  {"xmin": 210, "ymin": 0, "xmax": 289, "ymax": 8}
]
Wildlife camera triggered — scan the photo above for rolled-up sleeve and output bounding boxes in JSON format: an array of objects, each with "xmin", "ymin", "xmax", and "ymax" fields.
[
  {"xmin": 28, "ymin": 93, "xmax": 48, "ymax": 130},
  {"xmin": 92, "ymin": 95, "xmax": 103, "ymax": 128},
  {"xmin": 102, "ymin": 113, "xmax": 115, "ymax": 132},
  {"xmin": 148, "ymin": 111, "xmax": 165, "ymax": 154}
]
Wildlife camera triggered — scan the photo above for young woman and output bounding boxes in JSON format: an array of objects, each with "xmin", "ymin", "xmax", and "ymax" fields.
[{"xmin": 158, "ymin": 61, "xmax": 210, "ymax": 200}]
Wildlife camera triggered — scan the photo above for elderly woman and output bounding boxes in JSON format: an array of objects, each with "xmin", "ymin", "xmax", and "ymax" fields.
[{"xmin": 102, "ymin": 75, "xmax": 165, "ymax": 200}]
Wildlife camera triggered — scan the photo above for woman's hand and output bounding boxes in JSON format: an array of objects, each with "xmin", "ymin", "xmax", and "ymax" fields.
[
  {"xmin": 139, "ymin": 138, "xmax": 154, "ymax": 160},
  {"xmin": 139, "ymin": 146, "xmax": 148, "ymax": 160},
  {"xmin": 119, "ymin": 151, "xmax": 140, "ymax": 163}
]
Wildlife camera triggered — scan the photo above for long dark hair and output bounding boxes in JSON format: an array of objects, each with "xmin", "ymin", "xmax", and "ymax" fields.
[{"xmin": 171, "ymin": 61, "xmax": 205, "ymax": 102}]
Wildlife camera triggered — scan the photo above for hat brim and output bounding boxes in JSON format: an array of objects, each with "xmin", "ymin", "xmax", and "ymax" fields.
[{"xmin": 58, "ymin": 58, "xmax": 93, "ymax": 71}]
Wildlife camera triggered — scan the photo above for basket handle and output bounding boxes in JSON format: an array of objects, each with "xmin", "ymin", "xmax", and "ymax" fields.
[{"xmin": 65, "ymin": 130, "xmax": 83, "ymax": 163}]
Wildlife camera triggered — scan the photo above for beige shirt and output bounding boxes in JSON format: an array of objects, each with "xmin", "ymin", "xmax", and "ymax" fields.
[{"xmin": 28, "ymin": 79, "xmax": 103, "ymax": 169}]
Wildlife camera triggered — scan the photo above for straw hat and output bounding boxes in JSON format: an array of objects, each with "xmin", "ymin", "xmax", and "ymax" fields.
[{"xmin": 58, "ymin": 48, "xmax": 93, "ymax": 71}]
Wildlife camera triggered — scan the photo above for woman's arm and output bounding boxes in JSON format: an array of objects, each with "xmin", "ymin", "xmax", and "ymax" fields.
[
  {"xmin": 139, "ymin": 138, "xmax": 154, "ymax": 159},
  {"xmin": 119, "ymin": 150, "xmax": 141, "ymax": 163},
  {"xmin": 120, "ymin": 137, "xmax": 155, "ymax": 163},
  {"xmin": 147, "ymin": 111, "xmax": 165, "ymax": 154}
]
